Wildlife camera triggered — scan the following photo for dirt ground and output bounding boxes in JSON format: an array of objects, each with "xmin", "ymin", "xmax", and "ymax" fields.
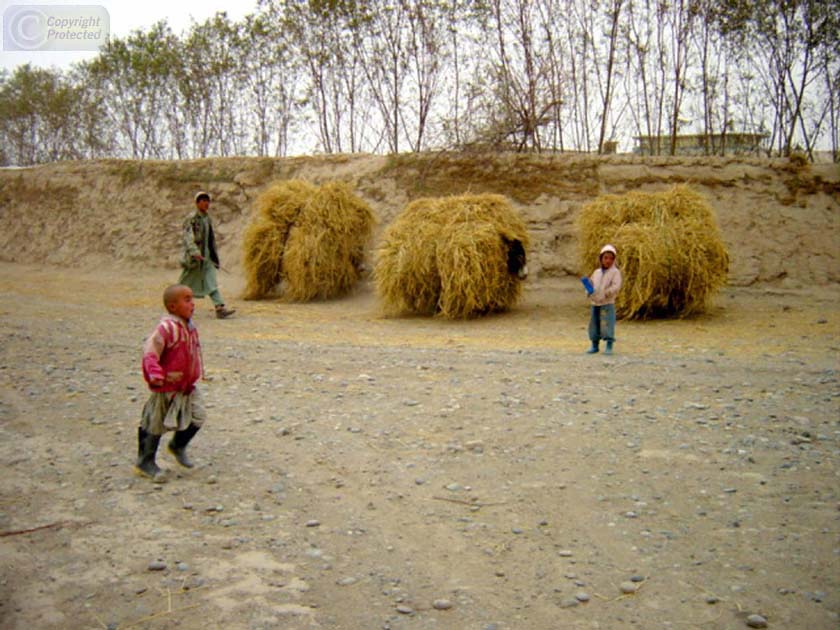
[{"xmin": 0, "ymin": 262, "xmax": 838, "ymax": 630}]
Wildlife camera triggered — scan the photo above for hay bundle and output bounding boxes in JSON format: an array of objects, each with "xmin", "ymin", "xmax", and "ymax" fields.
[
  {"xmin": 577, "ymin": 185, "xmax": 729, "ymax": 319},
  {"xmin": 375, "ymin": 193, "xmax": 530, "ymax": 319},
  {"xmin": 242, "ymin": 180, "xmax": 375, "ymax": 301}
]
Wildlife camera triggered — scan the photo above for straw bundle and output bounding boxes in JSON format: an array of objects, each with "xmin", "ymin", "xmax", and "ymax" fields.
[
  {"xmin": 375, "ymin": 193, "xmax": 530, "ymax": 319},
  {"xmin": 577, "ymin": 185, "xmax": 729, "ymax": 319},
  {"xmin": 242, "ymin": 180, "xmax": 375, "ymax": 301}
]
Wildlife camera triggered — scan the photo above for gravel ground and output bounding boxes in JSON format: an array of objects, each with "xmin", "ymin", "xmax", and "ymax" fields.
[{"xmin": 1, "ymin": 263, "xmax": 838, "ymax": 630}]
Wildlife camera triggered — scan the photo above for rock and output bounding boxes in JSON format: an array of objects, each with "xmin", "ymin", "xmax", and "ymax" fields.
[
  {"xmin": 147, "ymin": 560, "xmax": 167, "ymax": 571},
  {"xmin": 396, "ymin": 604, "xmax": 414, "ymax": 614},
  {"xmin": 705, "ymin": 596, "xmax": 719, "ymax": 604},
  {"xmin": 305, "ymin": 519, "xmax": 321, "ymax": 528},
  {"xmin": 630, "ymin": 575, "xmax": 645, "ymax": 583},
  {"xmin": 558, "ymin": 550, "xmax": 573, "ymax": 557},
  {"xmin": 337, "ymin": 577, "xmax": 357, "ymax": 586},
  {"xmin": 176, "ymin": 562, "xmax": 189, "ymax": 572},
  {"xmin": 433, "ymin": 599, "xmax": 453, "ymax": 610},
  {"xmin": 746, "ymin": 614, "xmax": 768, "ymax": 628},
  {"xmin": 620, "ymin": 581, "xmax": 638, "ymax": 594},
  {"xmin": 575, "ymin": 592, "xmax": 590, "ymax": 602},
  {"xmin": 559, "ymin": 597, "xmax": 579, "ymax": 608}
]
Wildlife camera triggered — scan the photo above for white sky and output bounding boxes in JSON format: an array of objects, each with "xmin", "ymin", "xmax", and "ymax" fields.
[{"xmin": 0, "ymin": 0, "xmax": 256, "ymax": 72}]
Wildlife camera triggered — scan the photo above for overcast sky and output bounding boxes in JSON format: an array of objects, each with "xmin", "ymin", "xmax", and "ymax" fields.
[{"xmin": 0, "ymin": 0, "xmax": 256, "ymax": 72}]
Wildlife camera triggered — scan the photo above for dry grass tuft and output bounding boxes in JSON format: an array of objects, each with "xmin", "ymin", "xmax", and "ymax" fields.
[
  {"xmin": 242, "ymin": 180, "xmax": 375, "ymax": 301},
  {"xmin": 375, "ymin": 193, "xmax": 529, "ymax": 319},
  {"xmin": 577, "ymin": 185, "xmax": 729, "ymax": 319}
]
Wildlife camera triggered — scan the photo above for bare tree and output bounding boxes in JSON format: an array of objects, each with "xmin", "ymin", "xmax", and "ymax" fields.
[
  {"xmin": 356, "ymin": 0, "xmax": 410, "ymax": 153},
  {"xmin": 663, "ymin": 0, "xmax": 694, "ymax": 154},
  {"xmin": 275, "ymin": 0, "xmax": 372, "ymax": 154},
  {"xmin": 0, "ymin": 64, "xmax": 102, "ymax": 164},
  {"xmin": 6, "ymin": 0, "xmax": 838, "ymax": 162},
  {"xmin": 475, "ymin": 0, "xmax": 564, "ymax": 151},
  {"xmin": 86, "ymin": 22, "xmax": 180, "ymax": 158},
  {"xmin": 597, "ymin": 0, "xmax": 625, "ymax": 153},
  {"xmin": 240, "ymin": 12, "xmax": 298, "ymax": 157},
  {"xmin": 181, "ymin": 13, "xmax": 247, "ymax": 157},
  {"xmin": 401, "ymin": 0, "xmax": 446, "ymax": 151}
]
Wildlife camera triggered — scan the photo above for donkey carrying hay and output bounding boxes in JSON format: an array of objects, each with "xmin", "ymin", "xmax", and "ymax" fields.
[
  {"xmin": 375, "ymin": 193, "xmax": 529, "ymax": 319},
  {"xmin": 242, "ymin": 180, "xmax": 375, "ymax": 301},
  {"xmin": 577, "ymin": 185, "xmax": 729, "ymax": 319}
]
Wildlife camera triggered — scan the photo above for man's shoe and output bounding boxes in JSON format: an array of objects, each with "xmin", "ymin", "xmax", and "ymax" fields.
[{"xmin": 215, "ymin": 305, "xmax": 236, "ymax": 319}]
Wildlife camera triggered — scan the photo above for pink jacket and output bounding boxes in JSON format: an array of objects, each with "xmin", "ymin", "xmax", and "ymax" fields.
[
  {"xmin": 589, "ymin": 265, "xmax": 622, "ymax": 306},
  {"xmin": 141, "ymin": 315, "xmax": 203, "ymax": 393}
]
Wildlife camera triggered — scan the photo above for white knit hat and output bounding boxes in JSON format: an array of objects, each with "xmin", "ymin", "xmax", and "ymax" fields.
[{"xmin": 600, "ymin": 244, "xmax": 617, "ymax": 256}]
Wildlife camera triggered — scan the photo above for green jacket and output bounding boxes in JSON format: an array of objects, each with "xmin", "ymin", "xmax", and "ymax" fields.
[
  {"xmin": 180, "ymin": 211, "xmax": 219, "ymax": 269},
  {"xmin": 178, "ymin": 211, "xmax": 221, "ymax": 299}
]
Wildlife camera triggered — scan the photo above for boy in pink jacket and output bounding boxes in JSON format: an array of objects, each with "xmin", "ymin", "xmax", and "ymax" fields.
[
  {"xmin": 136, "ymin": 284, "xmax": 206, "ymax": 482},
  {"xmin": 585, "ymin": 244, "xmax": 622, "ymax": 355}
]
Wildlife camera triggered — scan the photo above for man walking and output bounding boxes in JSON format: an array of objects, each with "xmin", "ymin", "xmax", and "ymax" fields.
[{"xmin": 178, "ymin": 191, "xmax": 236, "ymax": 319}]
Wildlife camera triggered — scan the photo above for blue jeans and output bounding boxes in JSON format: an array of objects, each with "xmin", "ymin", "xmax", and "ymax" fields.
[{"xmin": 589, "ymin": 304, "xmax": 616, "ymax": 343}]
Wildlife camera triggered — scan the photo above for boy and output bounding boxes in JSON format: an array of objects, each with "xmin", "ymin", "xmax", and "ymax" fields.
[
  {"xmin": 136, "ymin": 284, "xmax": 206, "ymax": 482},
  {"xmin": 585, "ymin": 244, "xmax": 622, "ymax": 355}
]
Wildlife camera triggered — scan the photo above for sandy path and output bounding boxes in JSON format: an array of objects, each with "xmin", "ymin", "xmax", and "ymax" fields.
[{"xmin": 1, "ymin": 262, "xmax": 838, "ymax": 629}]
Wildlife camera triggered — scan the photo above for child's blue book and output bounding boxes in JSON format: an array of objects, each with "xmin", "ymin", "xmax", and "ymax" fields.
[{"xmin": 580, "ymin": 277, "xmax": 594, "ymax": 295}]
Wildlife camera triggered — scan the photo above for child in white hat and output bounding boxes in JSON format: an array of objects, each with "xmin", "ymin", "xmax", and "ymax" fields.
[{"xmin": 583, "ymin": 244, "xmax": 622, "ymax": 354}]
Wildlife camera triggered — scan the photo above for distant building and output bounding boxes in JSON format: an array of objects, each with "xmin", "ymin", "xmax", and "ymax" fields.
[{"xmin": 633, "ymin": 132, "xmax": 768, "ymax": 156}]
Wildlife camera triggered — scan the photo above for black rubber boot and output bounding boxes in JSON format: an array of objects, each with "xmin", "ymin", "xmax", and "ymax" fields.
[
  {"xmin": 168, "ymin": 423, "xmax": 201, "ymax": 468},
  {"xmin": 135, "ymin": 427, "xmax": 166, "ymax": 482}
]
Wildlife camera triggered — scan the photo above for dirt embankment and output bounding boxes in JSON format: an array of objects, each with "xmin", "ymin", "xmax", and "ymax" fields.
[
  {"xmin": 0, "ymin": 154, "xmax": 838, "ymax": 629},
  {"xmin": 0, "ymin": 153, "xmax": 837, "ymax": 287}
]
